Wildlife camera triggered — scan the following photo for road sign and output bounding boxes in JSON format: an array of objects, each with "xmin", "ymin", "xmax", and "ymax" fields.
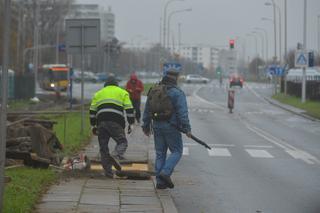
[
  {"xmin": 58, "ymin": 44, "xmax": 66, "ymax": 52},
  {"xmin": 66, "ymin": 19, "xmax": 100, "ymax": 54},
  {"xmin": 163, "ymin": 63, "xmax": 182, "ymax": 73},
  {"xmin": 65, "ymin": 18, "xmax": 100, "ymax": 134},
  {"xmin": 295, "ymin": 50, "xmax": 309, "ymax": 68},
  {"xmin": 267, "ymin": 65, "xmax": 284, "ymax": 76}
]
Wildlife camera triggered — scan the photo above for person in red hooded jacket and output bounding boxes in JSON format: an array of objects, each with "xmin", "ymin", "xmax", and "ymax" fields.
[{"xmin": 126, "ymin": 73, "xmax": 144, "ymax": 123}]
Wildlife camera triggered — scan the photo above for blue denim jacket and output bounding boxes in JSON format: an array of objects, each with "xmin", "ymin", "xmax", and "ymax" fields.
[{"xmin": 142, "ymin": 85, "xmax": 191, "ymax": 133}]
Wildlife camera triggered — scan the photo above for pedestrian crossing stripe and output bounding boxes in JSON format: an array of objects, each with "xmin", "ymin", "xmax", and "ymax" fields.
[
  {"xmin": 208, "ymin": 148, "xmax": 231, "ymax": 157},
  {"xmin": 183, "ymin": 147, "xmax": 189, "ymax": 156},
  {"xmin": 162, "ymin": 145, "xmax": 317, "ymax": 164},
  {"xmin": 245, "ymin": 149, "xmax": 274, "ymax": 158}
]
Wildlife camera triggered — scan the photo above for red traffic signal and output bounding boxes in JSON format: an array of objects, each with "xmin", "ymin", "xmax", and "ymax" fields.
[{"xmin": 229, "ymin": 39, "xmax": 235, "ymax": 49}]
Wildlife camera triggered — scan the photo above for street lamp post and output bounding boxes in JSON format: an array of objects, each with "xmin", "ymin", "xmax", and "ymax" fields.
[
  {"xmin": 0, "ymin": 0, "xmax": 12, "ymax": 210},
  {"xmin": 254, "ymin": 27, "xmax": 269, "ymax": 63},
  {"xmin": 247, "ymin": 33, "xmax": 258, "ymax": 57},
  {"xmin": 318, "ymin": 15, "xmax": 320, "ymax": 55},
  {"xmin": 167, "ymin": 8, "xmax": 192, "ymax": 54},
  {"xmin": 253, "ymin": 31, "xmax": 265, "ymax": 62},
  {"xmin": 265, "ymin": 1, "xmax": 281, "ymax": 63},
  {"xmin": 163, "ymin": 0, "xmax": 184, "ymax": 49},
  {"xmin": 302, "ymin": 0, "xmax": 307, "ymax": 103}
]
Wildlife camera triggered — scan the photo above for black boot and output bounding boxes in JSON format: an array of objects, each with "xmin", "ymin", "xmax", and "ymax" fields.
[{"xmin": 159, "ymin": 173, "xmax": 174, "ymax": 189}]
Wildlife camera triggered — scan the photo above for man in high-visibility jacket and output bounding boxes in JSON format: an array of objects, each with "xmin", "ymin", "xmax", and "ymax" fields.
[{"xmin": 90, "ymin": 76, "xmax": 135, "ymax": 178}]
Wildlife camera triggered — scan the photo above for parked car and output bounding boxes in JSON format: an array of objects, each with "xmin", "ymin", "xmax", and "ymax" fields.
[
  {"xmin": 229, "ymin": 74, "xmax": 244, "ymax": 88},
  {"xmin": 185, "ymin": 74, "xmax": 210, "ymax": 84},
  {"xmin": 73, "ymin": 70, "xmax": 98, "ymax": 83}
]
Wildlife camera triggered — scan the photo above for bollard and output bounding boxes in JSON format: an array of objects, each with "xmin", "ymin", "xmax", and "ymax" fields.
[{"xmin": 228, "ymin": 89, "xmax": 235, "ymax": 113}]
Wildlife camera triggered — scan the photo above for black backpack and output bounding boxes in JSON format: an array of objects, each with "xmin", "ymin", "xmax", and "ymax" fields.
[{"xmin": 147, "ymin": 83, "xmax": 174, "ymax": 121}]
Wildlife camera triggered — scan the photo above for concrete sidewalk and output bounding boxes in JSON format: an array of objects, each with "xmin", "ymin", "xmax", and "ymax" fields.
[{"xmin": 36, "ymin": 124, "xmax": 178, "ymax": 213}]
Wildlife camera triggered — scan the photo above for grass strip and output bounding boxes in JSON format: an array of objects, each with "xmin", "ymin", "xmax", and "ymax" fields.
[
  {"xmin": 4, "ymin": 167, "xmax": 57, "ymax": 213},
  {"xmin": 52, "ymin": 111, "xmax": 91, "ymax": 155},
  {"xmin": 273, "ymin": 93, "xmax": 320, "ymax": 119},
  {"xmin": 8, "ymin": 99, "xmax": 35, "ymax": 110}
]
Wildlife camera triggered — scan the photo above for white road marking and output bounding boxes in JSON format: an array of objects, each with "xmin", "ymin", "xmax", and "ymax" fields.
[
  {"xmin": 184, "ymin": 143, "xmax": 198, "ymax": 146},
  {"xmin": 193, "ymin": 87, "xmax": 225, "ymax": 110},
  {"xmin": 183, "ymin": 147, "xmax": 189, "ymax": 156},
  {"xmin": 246, "ymin": 149, "xmax": 274, "ymax": 158},
  {"xmin": 244, "ymin": 121, "xmax": 320, "ymax": 164},
  {"xmin": 208, "ymin": 148, "xmax": 232, "ymax": 157},
  {"xmin": 244, "ymin": 145, "xmax": 273, "ymax": 149},
  {"xmin": 208, "ymin": 144, "xmax": 235, "ymax": 147},
  {"xmin": 286, "ymin": 150, "xmax": 320, "ymax": 165}
]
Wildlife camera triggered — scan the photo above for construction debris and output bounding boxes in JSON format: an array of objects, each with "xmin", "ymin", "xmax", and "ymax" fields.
[{"xmin": 6, "ymin": 117, "xmax": 63, "ymax": 168}]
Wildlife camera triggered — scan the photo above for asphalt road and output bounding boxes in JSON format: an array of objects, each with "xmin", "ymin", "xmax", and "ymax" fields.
[{"xmin": 171, "ymin": 80, "xmax": 320, "ymax": 213}]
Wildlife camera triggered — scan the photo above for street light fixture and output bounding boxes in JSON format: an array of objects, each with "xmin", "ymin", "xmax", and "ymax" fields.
[
  {"xmin": 167, "ymin": 8, "xmax": 192, "ymax": 53},
  {"xmin": 163, "ymin": 0, "xmax": 184, "ymax": 48}
]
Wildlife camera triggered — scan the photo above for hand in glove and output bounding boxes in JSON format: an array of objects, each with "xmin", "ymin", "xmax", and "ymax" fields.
[
  {"xmin": 127, "ymin": 125, "xmax": 132, "ymax": 134},
  {"xmin": 92, "ymin": 126, "xmax": 98, "ymax": 136}
]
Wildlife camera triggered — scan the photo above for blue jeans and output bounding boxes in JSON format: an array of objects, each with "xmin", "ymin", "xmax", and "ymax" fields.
[{"xmin": 153, "ymin": 124, "xmax": 183, "ymax": 185}]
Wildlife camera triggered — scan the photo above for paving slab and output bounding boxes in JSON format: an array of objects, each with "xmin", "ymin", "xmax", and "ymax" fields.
[
  {"xmin": 80, "ymin": 192, "xmax": 119, "ymax": 206},
  {"xmin": 120, "ymin": 204, "xmax": 163, "ymax": 211},
  {"xmin": 121, "ymin": 196, "xmax": 161, "ymax": 206},
  {"xmin": 85, "ymin": 179, "xmax": 119, "ymax": 190},
  {"xmin": 120, "ymin": 190, "xmax": 156, "ymax": 197},
  {"xmin": 36, "ymin": 201, "xmax": 77, "ymax": 213},
  {"xmin": 77, "ymin": 204, "xmax": 119, "ymax": 213}
]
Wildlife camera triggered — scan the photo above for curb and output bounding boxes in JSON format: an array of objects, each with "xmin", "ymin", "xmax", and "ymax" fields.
[{"xmin": 264, "ymin": 97, "xmax": 320, "ymax": 122}]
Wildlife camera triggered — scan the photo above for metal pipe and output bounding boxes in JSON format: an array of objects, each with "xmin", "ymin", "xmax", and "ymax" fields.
[{"xmin": 0, "ymin": 0, "xmax": 12, "ymax": 210}]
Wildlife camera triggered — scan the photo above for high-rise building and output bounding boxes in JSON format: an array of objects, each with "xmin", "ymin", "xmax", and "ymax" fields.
[
  {"xmin": 218, "ymin": 49, "xmax": 238, "ymax": 76},
  {"xmin": 177, "ymin": 45, "xmax": 219, "ymax": 71},
  {"xmin": 100, "ymin": 7, "xmax": 115, "ymax": 42},
  {"xmin": 67, "ymin": 4, "xmax": 115, "ymax": 42}
]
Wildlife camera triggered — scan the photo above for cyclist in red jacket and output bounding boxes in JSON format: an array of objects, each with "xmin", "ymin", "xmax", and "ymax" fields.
[{"xmin": 126, "ymin": 73, "xmax": 144, "ymax": 123}]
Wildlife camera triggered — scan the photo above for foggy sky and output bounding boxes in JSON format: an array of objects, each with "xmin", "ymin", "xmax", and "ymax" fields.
[{"xmin": 78, "ymin": 0, "xmax": 320, "ymax": 58}]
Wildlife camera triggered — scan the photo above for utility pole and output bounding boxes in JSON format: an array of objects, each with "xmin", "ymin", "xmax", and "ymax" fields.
[
  {"xmin": 178, "ymin": 23, "xmax": 182, "ymax": 55},
  {"xmin": 33, "ymin": 2, "xmax": 40, "ymax": 91},
  {"xmin": 0, "ymin": 0, "xmax": 12, "ymax": 210},
  {"xmin": 284, "ymin": 0, "xmax": 288, "ymax": 95},
  {"xmin": 302, "ymin": 0, "xmax": 307, "ymax": 103},
  {"xmin": 318, "ymin": 15, "xmax": 320, "ymax": 56}
]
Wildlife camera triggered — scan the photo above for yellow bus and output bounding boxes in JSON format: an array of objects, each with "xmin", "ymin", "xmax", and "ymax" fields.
[{"xmin": 38, "ymin": 64, "xmax": 69, "ymax": 91}]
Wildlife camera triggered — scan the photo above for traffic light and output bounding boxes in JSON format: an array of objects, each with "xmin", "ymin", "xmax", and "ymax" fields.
[
  {"xmin": 229, "ymin": 39, "xmax": 235, "ymax": 49},
  {"xmin": 309, "ymin": 51, "xmax": 314, "ymax": 67}
]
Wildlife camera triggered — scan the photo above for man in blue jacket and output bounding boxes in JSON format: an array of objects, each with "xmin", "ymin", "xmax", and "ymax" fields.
[{"xmin": 142, "ymin": 68, "xmax": 191, "ymax": 189}]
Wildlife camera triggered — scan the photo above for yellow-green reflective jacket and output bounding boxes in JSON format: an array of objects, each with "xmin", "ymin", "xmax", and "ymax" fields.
[{"xmin": 89, "ymin": 85, "xmax": 134, "ymax": 128}]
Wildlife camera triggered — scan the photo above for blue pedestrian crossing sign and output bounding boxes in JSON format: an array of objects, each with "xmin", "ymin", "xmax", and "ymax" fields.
[
  {"xmin": 267, "ymin": 65, "xmax": 284, "ymax": 76},
  {"xmin": 163, "ymin": 63, "xmax": 182, "ymax": 74},
  {"xmin": 295, "ymin": 51, "xmax": 308, "ymax": 68}
]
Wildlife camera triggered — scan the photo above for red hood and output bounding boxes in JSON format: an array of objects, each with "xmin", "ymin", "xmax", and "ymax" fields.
[{"xmin": 130, "ymin": 73, "xmax": 138, "ymax": 81}]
